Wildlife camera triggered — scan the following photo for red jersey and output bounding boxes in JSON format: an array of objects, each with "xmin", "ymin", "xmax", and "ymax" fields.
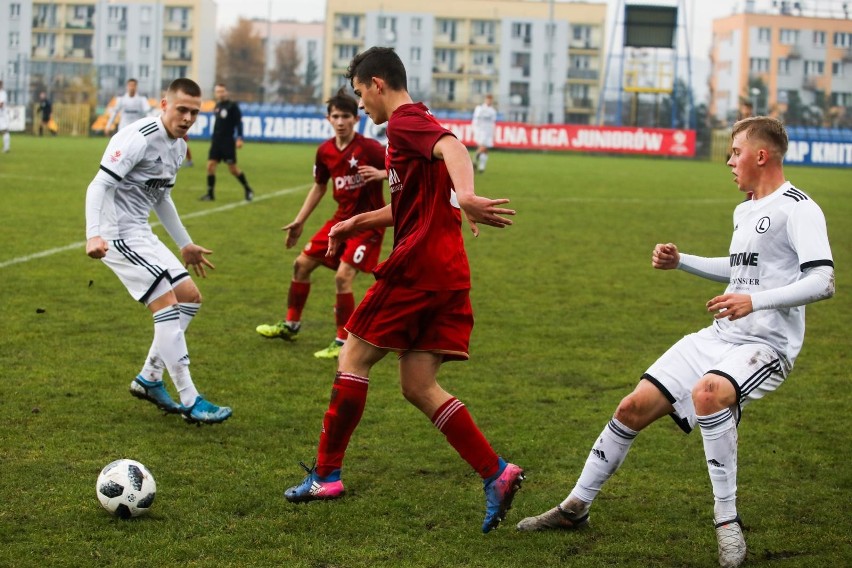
[
  {"xmin": 314, "ymin": 132, "xmax": 386, "ymax": 222},
  {"xmin": 374, "ymin": 102, "xmax": 470, "ymax": 291}
]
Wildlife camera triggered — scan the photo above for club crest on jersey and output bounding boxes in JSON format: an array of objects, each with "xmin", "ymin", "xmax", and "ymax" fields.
[
  {"xmin": 755, "ymin": 216, "xmax": 770, "ymax": 234},
  {"xmin": 109, "ymin": 150, "xmax": 122, "ymax": 163},
  {"xmin": 348, "ymin": 155, "xmax": 359, "ymax": 169}
]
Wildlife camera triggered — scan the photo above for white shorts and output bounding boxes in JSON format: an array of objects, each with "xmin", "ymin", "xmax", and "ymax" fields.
[
  {"xmin": 101, "ymin": 234, "xmax": 190, "ymax": 303},
  {"xmin": 473, "ymin": 129, "xmax": 493, "ymax": 148},
  {"xmin": 0, "ymin": 113, "xmax": 9, "ymax": 131},
  {"xmin": 643, "ymin": 326, "xmax": 786, "ymax": 433}
]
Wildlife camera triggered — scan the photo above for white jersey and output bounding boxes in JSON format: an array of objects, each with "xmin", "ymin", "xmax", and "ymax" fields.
[
  {"xmin": 87, "ymin": 116, "xmax": 187, "ymax": 241},
  {"xmin": 108, "ymin": 93, "xmax": 152, "ymax": 131},
  {"xmin": 713, "ymin": 181, "xmax": 833, "ymax": 369},
  {"xmin": 0, "ymin": 88, "xmax": 8, "ymax": 130},
  {"xmin": 472, "ymin": 103, "xmax": 497, "ymax": 146}
]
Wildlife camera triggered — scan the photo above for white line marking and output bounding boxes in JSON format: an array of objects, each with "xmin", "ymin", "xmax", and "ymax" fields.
[{"xmin": 0, "ymin": 185, "xmax": 309, "ymax": 269}]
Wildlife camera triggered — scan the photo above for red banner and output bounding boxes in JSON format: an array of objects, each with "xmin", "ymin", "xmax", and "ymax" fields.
[{"xmin": 439, "ymin": 119, "xmax": 695, "ymax": 157}]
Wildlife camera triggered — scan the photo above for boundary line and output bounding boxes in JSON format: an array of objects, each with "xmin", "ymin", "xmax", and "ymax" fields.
[{"xmin": 0, "ymin": 184, "xmax": 309, "ymax": 270}]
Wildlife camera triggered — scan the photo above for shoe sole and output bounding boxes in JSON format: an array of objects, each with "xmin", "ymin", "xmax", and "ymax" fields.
[
  {"xmin": 129, "ymin": 386, "xmax": 182, "ymax": 414},
  {"xmin": 256, "ymin": 328, "xmax": 298, "ymax": 341},
  {"xmin": 182, "ymin": 411, "xmax": 233, "ymax": 426},
  {"xmin": 484, "ymin": 469, "xmax": 525, "ymax": 532},
  {"xmin": 285, "ymin": 490, "xmax": 345, "ymax": 504}
]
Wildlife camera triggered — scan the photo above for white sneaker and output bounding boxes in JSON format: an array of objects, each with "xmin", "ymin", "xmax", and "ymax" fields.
[{"xmin": 715, "ymin": 516, "xmax": 747, "ymax": 568}]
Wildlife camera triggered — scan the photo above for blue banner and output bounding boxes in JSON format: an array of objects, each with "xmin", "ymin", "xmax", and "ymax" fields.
[
  {"xmin": 187, "ymin": 111, "xmax": 387, "ymax": 145},
  {"xmin": 785, "ymin": 138, "xmax": 852, "ymax": 167}
]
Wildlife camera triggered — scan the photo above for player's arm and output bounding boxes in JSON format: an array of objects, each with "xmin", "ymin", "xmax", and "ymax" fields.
[
  {"xmin": 433, "ymin": 134, "xmax": 515, "ymax": 236},
  {"xmin": 234, "ymin": 104, "xmax": 244, "ymax": 149},
  {"xmin": 105, "ymin": 98, "xmax": 122, "ymax": 133},
  {"xmin": 653, "ymin": 243, "xmax": 731, "ymax": 282},
  {"xmin": 84, "ymin": 171, "xmax": 116, "ymax": 259},
  {"xmin": 282, "ymin": 182, "xmax": 328, "ymax": 249},
  {"xmin": 326, "ymin": 204, "xmax": 393, "ymax": 257},
  {"xmin": 357, "ymin": 165, "xmax": 387, "ymax": 182}
]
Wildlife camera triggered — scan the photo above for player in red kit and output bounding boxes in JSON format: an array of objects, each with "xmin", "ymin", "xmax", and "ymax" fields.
[
  {"xmin": 283, "ymin": 47, "xmax": 523, "ymax": 534},
  {"xmin": 256, "ymin": 89, "xmax": 387, "ymax": 358}
]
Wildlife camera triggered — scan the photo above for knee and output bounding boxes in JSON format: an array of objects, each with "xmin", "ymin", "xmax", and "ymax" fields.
[
  {"xmin": 691, "ymin": 375, "xmax": 735, "ymax": 414},
  {"xmin": 293, "ymin": 256, "xmax": 311, "ymax": 280},
  {"xmin": 613, "ymin": 394, "xmax": 643, "ymax": 426},
  {"xmin": 180, "ymin": 287, "xmax": 202, "ymax": 304},
  {"xmin": 334, "ymin": 272, "xmax": 351, "ymax": 291}
]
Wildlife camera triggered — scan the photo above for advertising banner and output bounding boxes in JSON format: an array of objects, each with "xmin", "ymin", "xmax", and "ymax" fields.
[
  {"xmin": 784, "ymin": 138, "xmax": 852, "ymax": 168},
  {"xmin": 188, "ymin": 111, "xmax": 696, "ymax": 157}
]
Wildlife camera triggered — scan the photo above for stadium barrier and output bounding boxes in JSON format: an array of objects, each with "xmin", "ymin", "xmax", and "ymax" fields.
[
  {"xmin": 712, "ymin": 127, "xmax": 852, "ymax": 168},
  {"xmin": 187, "ymin": 111, "xmax": 697, "ymax": 157},
  {"xmin": 32, "ymin": 103, "xmax": 92, "ymax": 137}
]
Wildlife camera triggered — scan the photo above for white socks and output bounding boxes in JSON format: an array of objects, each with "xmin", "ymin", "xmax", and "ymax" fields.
[
  {"xmin": 151, "ymin": 305, "xmax": 199, "ymax": 406},
  {"xmin": 567, "ymin": 417, "xmax": 638, "ymax": 506},
  {"xmin": 698, "ymin": 408, "xmax": 739, "ymax": 522},
  {"xmin": 2, "ymin": 132, "xmax": 9, "ymax": 152},
  {"xmin": 139, "ymin": 302, "xmax": 201, "ymax": 385},
  {"xmin": 478, "ymin": 152, "xmax": 488, "ymax": 171}
]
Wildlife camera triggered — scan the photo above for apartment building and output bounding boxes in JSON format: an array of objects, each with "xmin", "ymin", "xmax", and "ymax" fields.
[
  {"xmin": 0, "ymin": 0, "xmax": 216, "ymax": 106},
  {"xmin": 323, "ymin": 0, "xmax": 607, "ymax": 124},
  {"xmin": 710, "ymin": 1, "xmax": 852, "ymax": 122}
]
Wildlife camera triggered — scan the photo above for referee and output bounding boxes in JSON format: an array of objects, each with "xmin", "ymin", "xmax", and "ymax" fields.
[{"xmin": 201, "ymin": 83, "xmax": 254, "ymax": 201}]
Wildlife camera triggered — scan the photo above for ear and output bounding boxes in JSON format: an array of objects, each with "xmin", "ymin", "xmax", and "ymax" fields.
[
  {"xmin": 160, "ymin": 98, "xmax": 168, "ymax": 113},
  {"xmin": 756, "ymin": 148, "xmax": 768, "ymax": 165},
  {"xmin": 373, "ymin": 76, "xmax": 385, "ymax": 94}
]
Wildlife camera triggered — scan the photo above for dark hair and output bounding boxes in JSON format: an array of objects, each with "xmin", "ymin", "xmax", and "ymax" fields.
[
  {"xmin": 345, "ymin": 47, "xmax": 407, "ymax": 91},
  {"xmin": 732, "ymin": 116, "xmax": 788, "ymax": 158},
  {"xmin": 326, "ymin": 87, "xmax": 358, "ymax": 116},
  {"xmin": 167, "ymin": 78, "xmax": 202, "ymax": 98},
  {"xmin": 127, "ymin": 78, "xmax": 138, "ymax": 84}
]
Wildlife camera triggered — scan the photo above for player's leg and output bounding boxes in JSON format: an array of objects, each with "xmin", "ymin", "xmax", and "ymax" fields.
[
  {"xmin": 1, "ymin": 128, "xmax": 9, "ymax": 153},
  {"xmin": 256, "ymin": 252, "xmax": 323, "ymax": 340},
  {"xmin": 478, "ymin": 145, "xmax": 489, "ymax": 173},
  {"xmin": 517, "ymin": 376, "xmax": 674, "ymax": 531},
  {"xmin": 227, "ymin": 161, "xmax": 253, "ymax": 201},
  {"xmin": 313, "ymin": 261, "xmax": 358, "ymax": 359},
  {"xmin": 202, "ymin": 153, "xmax": 218, "ymax": 200},
  {"xmin": 284, "ymin": 335, "xmax": 387, "ymax": 503}
]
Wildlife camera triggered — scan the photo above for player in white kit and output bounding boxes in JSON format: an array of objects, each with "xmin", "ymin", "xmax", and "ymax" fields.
[
  {"xmin": 105, "ymin": 78, "xmax": 152, "ymax": 134},
  {"xmin": 516, "ymin": 117, "xmax": 835, "ymax": 568},
  {"xmin": 471, "ymin": 94, "xmax": 496, "ymax": 174},
  {"xmin": 85, "ymin": 78, "xmax": 232, "ymax": 425},
  {"xmin": 0, "ymin": 80, "xmax": 10, "ymax": 153}
]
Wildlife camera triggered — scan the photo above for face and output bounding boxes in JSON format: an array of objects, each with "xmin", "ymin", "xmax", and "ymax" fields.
[
  {"xmin": 485, "ymin": 95, "xmax": 493, "ymax": 106},
  {"xmin": 127, "ymin": 81, "xmax": 138, "ymax": 96},
  {"xmin": 353, "ymin": 77, "xmax": 387, "ymax": 125},
  {"xmin": 214, "ymin": 85, "xmax": 228, "ymax": 102},
  {"xmin": 327, "ymin": 106, "xmax": 357, "ymax": 139},
  {"xmin": 160, "ymin": 89, "xmax": 201, "ymax": 139},
  {"xmin": 726, "ymin": 131, "xmax": 766, "ymax": 194}
]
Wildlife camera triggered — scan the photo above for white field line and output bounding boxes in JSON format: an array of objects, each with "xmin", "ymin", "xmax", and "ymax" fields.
[{"xmin": 0, "ymin": 184, "xmax": 309, "ymax": 269}]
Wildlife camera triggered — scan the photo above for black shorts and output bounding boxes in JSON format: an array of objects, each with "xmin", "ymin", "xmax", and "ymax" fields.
[{"xmin": 208, "ymin": 139, "xmax": 237, "ymax": 164}]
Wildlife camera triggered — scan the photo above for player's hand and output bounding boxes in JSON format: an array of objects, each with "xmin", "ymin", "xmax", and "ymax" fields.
[
  {"xmin": 180, "ymin": 244, "xmax": 215, "ymax": 278},
  {"xmin": 358, "ymin": 165, "xmax": 386, "ymax": 182},
  {"xmin": 327, "ymin": 219, "xmax": 355, "ymax": 257},
  {"xmin": 457, "ymin": 195, "xmax": 515, "ymax": 237},
  {"xmin": 707, "ymin": 293, "xmax": 753, "ymax": 321},
  {"xmin": 652, "ymin": 243, "xmax": 680, "ymax": 270},
  {"xmin": 236, "ymin": 137, "xmax": 244, "ymax": 150},
  {"xmin": 86, "ymin": 236, "xmax": 109, "ymax": 259},
  {"xmin": 282, "ymin": 221, "xmax": 304, "ymax": 249}
]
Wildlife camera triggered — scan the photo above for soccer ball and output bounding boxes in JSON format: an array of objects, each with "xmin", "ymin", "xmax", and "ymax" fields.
[{"xmin": 96, "ymin": 459, "xmax": 156, "ymax": 518}]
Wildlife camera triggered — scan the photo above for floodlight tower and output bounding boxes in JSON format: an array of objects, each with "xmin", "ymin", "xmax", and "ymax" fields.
[{"xmin": 596, "ymin": 0, "xmax": 694, "ymax": 128}]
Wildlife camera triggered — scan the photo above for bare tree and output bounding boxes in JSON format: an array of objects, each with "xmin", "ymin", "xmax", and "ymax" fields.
[
  {"xmin": 273, "ymin": 39, "xmax": 316, "ymax": 104},
  {"xmin": 216, "ymin": 18, "xmax": 265, "ymax": 102}
]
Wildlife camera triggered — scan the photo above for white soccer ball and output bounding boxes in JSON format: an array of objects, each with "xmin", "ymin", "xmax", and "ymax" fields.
[{"xmin": 96, "ymin": 459, "xmax": 157, "ymax": 518}]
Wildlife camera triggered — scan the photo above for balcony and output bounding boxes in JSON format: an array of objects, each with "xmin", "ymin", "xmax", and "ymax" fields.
[
  {"xmin": 164, "ymin": 20, "xmax": 192, "ymax": 32},
  {"xmin": 787, "ymin": 46, "xmax": 801, "ymax": 59},
  {"xmin": 66, "ymin": 19, "xmax": 94, "ymax": 30},
  {"xmin": 164, "ymin": 50, "xmax": 192, "ymax": 61},
  {"xmin": 567, "ymin": 68, "xmax": 599, "ymax": 80},
  {"xmin": 32, "ymin": 46, "xmax": 55, "ymax": 58},
  {"xmin": 843, "ymin": 49, "xmax": 852, "ymax": 62}
]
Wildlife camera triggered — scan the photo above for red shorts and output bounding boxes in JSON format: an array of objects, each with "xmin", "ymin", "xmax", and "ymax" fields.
[
  {"xmin": 302, "ymin": 219, "xmax": 384, "ymax": 272},
  {"xmin": 346, "ymin": 279, "xmax": 474, "ymax": 361}
]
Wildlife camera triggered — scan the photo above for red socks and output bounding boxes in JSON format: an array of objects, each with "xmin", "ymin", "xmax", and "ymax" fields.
[
  {"xmin": 335, "ymin": 292, "xmax": 355, "ymax": 340},
  {"xmin": 316, "ymin": 372, "xmax": 369, "ymax": 478},
  {"xmin": 432, "ymin": 398, "xmax": 500, "ymax": 479},
  {"xmin": 286, "ymin": 281, "xmax": 311, "ymax": 323}
]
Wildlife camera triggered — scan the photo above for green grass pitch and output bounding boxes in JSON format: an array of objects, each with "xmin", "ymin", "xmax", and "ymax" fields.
[{"xmin": 0, "ymin": 136, "xmax": 850, "ymax": 567}]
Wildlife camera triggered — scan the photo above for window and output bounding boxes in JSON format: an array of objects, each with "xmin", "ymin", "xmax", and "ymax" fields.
[
  {"xmin": 411, "ymin": 17, "xmax": 421, "ymax": 34},
  {"xmin": 813, "ymin": 31, "xmax": 825, "ymax": 46},
  {"xmin": 139, "ymin": 64, "xmax": 150, "ymax": 79},
  {"xmin": 141, "ymin": 7, "xmax": 152, "ymax": 24},
  {"xmin": 140, "ymin": 36, "xmax": 151, "ymax": 52},
  {"xmin": 472, "ymin": 51, "xmax": 495, "ymax": 69},
  {"xmin": 804, "ymin": 60, "xmax": 824, "ymax": 75},
  {"xmin": 410, "ymin": 47, "xmax": 421, "ymax": 63},
  {"xmin": 511, "ymin": 52, "xmax": 531, "ymax": 77},
  {"xmin": 757, "ymin": 27, "xmax": 771, "ymax": 43},
  {"xmin": 472, "ymin": 20, "xmax": 495, "ymax": 41},
  {"xmin": 749, "ymin": 57, "xmax": 769, "ymax": 73},
  {"xmin": 437, "ymin": 19, "xmax": 457, "ymax": 41},
  {"xmin": 108, "ymin": 6, "xmax": 126, "ymax": 22},
  {"xmin": 435, "ymin": 78, "xmax": 456, "ymax": 101},
  {"xmin": 9, "ymin": 32, "xmax": 19, "ymax": 48},
  {"xmin": 512, "ymin": 23, "xmax": 532, "ymax": 44},
  {"xmin": 10, "ymin": 3, "xmax": 20, "ymax": 19},
  {"xmin": 834, "ymin": 32, "xmax": 852, "ymax": 48},
  {"xmin": 573, "ymin": 25, "xmax": 592, "ymax": 43},
  {"xmin": 107, "ymin": 35, "xmax": 125, "ymax": 51},
  {"xmin": 779, "ymin": 29, "xmax": 799, "ymax": 45},
  {"xmin": 832, "ymin": 92, "xmax": 852, "ymax": 106},
  {"xmin": 336, "ymin": 44, "xmax": 357, "ymax": 62},
  {"xmin": 832, "ymin": 61, "xmax": 844, "ymax": 77},
  {"xmin": 472, "ymin": 79, "xmax": 493, "ymax": 95},
  {"xmin": 778, "ymin": 59, "xmax": 790, "ymax": 75},
  {"xmin": 378, "ymin": 15, "xmax": 396, "ymax": 40}
]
